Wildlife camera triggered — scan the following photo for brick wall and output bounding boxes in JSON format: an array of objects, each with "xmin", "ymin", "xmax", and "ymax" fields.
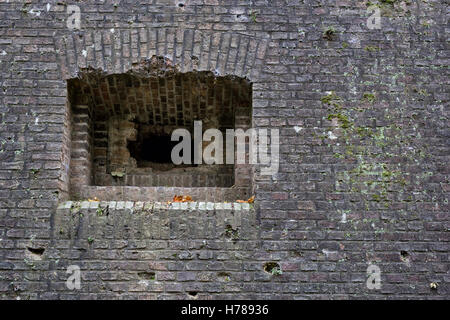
[{"xmin": 0, "ymin": 0, "xmax": 448, "ymax": 299}]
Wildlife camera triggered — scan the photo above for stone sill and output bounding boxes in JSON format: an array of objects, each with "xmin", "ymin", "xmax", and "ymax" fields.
[
  {"xmin": 55, "ymin": 200, "xmax": 257, "ymax": 241},
  {"xmin": 73, "ymin": 186, "xmax": 250, "ymax": 202},
  {"xmin": 58, "ymin": 200, "xmax": 253, "ymax": 212}
]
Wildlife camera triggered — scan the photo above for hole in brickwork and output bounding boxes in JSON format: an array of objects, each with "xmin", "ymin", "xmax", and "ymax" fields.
[
  {"xmin": 26, "ymin": 247, "xmax": 45, "ymax": 256},
  {"xmin": 26, "ymin": 247, "xmax": 45, "ymax": 261},
  {"xmin": 400, "ymin": 250, "xmax": 410, "ymax": 262},
  {"xmin": 225, "ymin": 224, "xmax": 239, "ymax": 242},
  {"xmin": 263, "ymin": 262, "xmax": 280, "ymax": 274},
  {"xmin": 187, "ymin": 291, "xmax": 198, "ymax": 297},
  {"xmin": 65, "ymin": 56, "xmax": 253, "ymax": 200},
  {"xmin": 138, "ymin": 271, "xmax": 155, "ymax": 280},
  {"xmin": 217, "ymin": 272, "xmax": 231, "ymax": 282}
]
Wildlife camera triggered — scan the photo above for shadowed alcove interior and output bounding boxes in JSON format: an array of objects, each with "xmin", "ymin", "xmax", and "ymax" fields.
[{"xmin": 65, "ymin": 58, "xmax": 253, "ymax": 201}]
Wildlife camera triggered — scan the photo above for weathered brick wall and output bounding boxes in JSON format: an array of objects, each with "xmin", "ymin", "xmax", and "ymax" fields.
[{"xmin": 0, "ymin": 0, "xmax": 448, "ymax": 299}]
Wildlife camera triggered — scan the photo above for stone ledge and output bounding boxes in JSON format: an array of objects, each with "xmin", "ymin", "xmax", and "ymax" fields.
[
  {"xmin": 57, "ymin": 200, "xmax": 252, "ymax": 211},
  {"xmin": 72, "ymin": 186, "xmax": 251, "ymax": 202},
  {"xmin": 54, "ymin": 201, "xmax": 257, "ymax": 241}
]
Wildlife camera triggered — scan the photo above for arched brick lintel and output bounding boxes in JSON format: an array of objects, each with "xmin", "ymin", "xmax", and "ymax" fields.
[{"xmin": 54, "ymin": 28, "xmax": 269, "ymax": 82}]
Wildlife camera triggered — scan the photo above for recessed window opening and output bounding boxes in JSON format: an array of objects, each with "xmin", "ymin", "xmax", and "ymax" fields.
[
  {"xmin": 66, "ymin": 59, "xmax": 253, "ymax": 198},
  {"xmin": 127, "ymin": 127, "xmax": 197, "ymax": 169}
]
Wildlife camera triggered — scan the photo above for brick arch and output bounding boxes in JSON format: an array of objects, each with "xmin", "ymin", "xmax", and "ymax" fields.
[{"xmin": 54, "ymin": 27, "xmax": 269, "ymax": 82}]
